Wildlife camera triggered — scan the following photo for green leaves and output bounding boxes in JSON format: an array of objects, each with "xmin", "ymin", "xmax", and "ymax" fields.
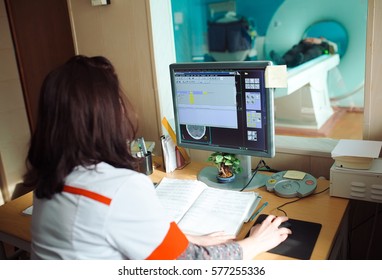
[{"xmin": 207, "ymin": 152, "xmax": 242, "ymax": 175}]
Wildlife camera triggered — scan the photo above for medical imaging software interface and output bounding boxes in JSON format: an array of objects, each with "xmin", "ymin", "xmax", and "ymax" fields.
[{"xmin": 173, "ymin": 68, "xmax": 269, "ymax": 153}]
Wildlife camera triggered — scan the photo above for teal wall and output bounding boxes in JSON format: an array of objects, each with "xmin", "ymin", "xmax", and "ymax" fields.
[{"xmin": 170, "ymin": 0, "xmax": 352, "ymax": 62}]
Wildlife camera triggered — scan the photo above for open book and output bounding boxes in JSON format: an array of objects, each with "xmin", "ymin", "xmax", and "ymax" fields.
[{"xmin": 155, "ymin": 177, "xmax": 261, "ymax": 236}]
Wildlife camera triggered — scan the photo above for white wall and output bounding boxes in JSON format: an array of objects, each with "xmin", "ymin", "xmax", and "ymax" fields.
[{"xmin": 148, "ymin": 0, "xmax": 177, "ymax": 134}]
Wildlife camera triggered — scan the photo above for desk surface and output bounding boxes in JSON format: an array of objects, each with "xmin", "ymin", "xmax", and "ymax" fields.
[
  {"xmin": 151, "ymin": 161, "xmax": 349, "ymax": 260},
  {"xmin": 0, "ymin": 161, "xmax": 349, "ymax": 260},
  {"xmin": 0, "ymin": 191, "xmax": 33, "ymax": 253}
]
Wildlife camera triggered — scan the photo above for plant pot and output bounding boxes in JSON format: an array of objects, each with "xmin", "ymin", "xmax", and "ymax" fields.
[{"xmin": 216, "ymin": 173, "xmax": 236, "ymax": 183}]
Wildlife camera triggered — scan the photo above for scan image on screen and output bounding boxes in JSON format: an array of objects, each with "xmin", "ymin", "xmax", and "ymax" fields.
[
  {"xmin": 169, "ymin": 61, "xmax": 275, "ymax": 190},
  {"xmin": 175, "ymin": 74, "xmax": 238, "ymax": 129}
]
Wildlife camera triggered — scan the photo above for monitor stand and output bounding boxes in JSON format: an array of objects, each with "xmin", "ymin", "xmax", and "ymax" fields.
[{"xmin": 197, "ymin": 155, "xmax": 269, "ymax": 191}]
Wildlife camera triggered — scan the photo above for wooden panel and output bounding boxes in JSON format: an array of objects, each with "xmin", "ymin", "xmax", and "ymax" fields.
[
  {"xmin": 4, "ymin": 0, "xmax": 75, "ymax": 131},
  {"xmin": 0, "ymin": 156, "xmax": 10, "ymax": 203},
  {"xmin": 69, "ymin": 0, "xmax": 161, "ymax": 153}
]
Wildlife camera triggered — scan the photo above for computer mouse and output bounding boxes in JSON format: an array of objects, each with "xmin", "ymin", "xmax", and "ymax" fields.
[{"xmin": 279, "ymin": 221, "xmax": 292, "ymax": 229}]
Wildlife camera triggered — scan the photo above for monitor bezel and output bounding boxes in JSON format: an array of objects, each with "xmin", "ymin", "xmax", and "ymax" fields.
[{"xmin": 169, "ymin": 61, "xmax": 275, "ymax": 159}]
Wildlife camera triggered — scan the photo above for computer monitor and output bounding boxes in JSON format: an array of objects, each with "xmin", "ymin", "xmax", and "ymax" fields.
[{"xmin": 169, "ymin": 61, "xmax": 275, "ymax": 190}]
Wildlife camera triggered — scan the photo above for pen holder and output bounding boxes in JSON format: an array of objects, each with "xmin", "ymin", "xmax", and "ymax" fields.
[{"xmin": 138, "ymin": 151, "xmax": 153, "ymax": 175}]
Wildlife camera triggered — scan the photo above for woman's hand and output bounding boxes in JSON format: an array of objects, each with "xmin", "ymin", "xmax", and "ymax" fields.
[{"xmin": 238, "ymin": 215, "xmax": 292, "ymax": 259}]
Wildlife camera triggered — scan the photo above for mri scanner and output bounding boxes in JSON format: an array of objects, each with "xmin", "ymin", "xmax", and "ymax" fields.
[{"xmin": 264, "ymin": 0, "xmax": 367, "ymax": 130}]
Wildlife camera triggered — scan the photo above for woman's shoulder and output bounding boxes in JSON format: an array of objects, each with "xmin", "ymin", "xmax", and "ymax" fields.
[{"xmin": 66, "ymin": 162, "xmax": 154, "ymax": 196}]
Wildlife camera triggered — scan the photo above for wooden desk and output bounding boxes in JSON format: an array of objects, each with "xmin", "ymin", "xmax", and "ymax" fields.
[
  {"xmin": 0, "ymin": 191, "xmax": 32, "ymax": 258},
  {"xmin": 151, "ymin": 161, "xmax": 349, "ymax": 260},
  {"xmin": 0, "ymin": 161, "xmax": 349, "ymax": 260}
]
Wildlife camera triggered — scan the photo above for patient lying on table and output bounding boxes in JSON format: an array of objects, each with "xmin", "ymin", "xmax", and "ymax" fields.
[{"xmin": 270, "ymin": 37, "xmax": 337, "ymax": 68}]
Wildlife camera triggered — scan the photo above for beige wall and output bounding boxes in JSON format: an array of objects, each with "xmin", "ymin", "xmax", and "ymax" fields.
[
  {"xmin": 363, "ymin": 0, "xmax": 382, "ymax": 140},
  {"xmin": 0, "ymin": 0, "xmax": 166, "ymax": 205},
  {"xmin": 0, "ymin": 0, "xmax": 31, "ymax": 205},
  {"xmin": 68, "ymin": 0, "xmax": 162, "ymax": 152}
]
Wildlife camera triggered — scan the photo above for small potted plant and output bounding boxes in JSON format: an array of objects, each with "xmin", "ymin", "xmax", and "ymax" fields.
[{"xmin": 208, "ymin": 152, "xmax": 242, "ymax": 183}]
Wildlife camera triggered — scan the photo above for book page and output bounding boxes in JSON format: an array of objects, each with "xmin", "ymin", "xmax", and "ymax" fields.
[
  {"xmin": 22, "ymin": 205, "xmax": 33, "ymax": 215},
  {"xmin": 178, "ymin": 187, "xmax": 258, "ymax": 236},
  {"xmin": 155, "ymin": 178, "xmax": 206, "ymax": 223}
]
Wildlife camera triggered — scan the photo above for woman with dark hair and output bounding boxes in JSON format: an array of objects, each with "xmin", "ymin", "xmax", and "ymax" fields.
[{"xmin": 25, "ymin": 55, "xmax": 290, "ymax": 260}]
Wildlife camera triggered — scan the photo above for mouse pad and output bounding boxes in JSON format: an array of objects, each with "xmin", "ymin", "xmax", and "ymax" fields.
[{"xmin": 251, "ymin": 214, "xmax": 322, "ymax": 260}]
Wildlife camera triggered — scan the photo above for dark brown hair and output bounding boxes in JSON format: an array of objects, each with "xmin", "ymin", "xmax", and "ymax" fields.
[{"xmin": 24, "ymin": 55, "xmax": 139, "ymax": 198}]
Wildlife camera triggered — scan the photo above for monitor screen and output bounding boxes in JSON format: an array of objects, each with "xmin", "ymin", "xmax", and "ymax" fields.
[
  {"xmin": 169, "ymin": 61, "xmax": 275, "ymax": 190},
  {"xmin": 169, "ymin": 61, "xmax": 275, "ymax": 158}
]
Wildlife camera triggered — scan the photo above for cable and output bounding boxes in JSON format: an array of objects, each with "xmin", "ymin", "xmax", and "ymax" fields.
[
  {"xmin": 275, "ymin": 186, "xmax": 330, "ymax": 216},
  {"xmin": 259, "ymin": 166, "xmax": 280, "ymax": 173},
  {"xmin": 276, "ymin": 198, "xmax": 302, "ymax": 216},
  {"xmin": 350, "ymin": 208, "xmax": 382, "ymax": 232},
  {"xmin": 348, "ymin": 202, "xmax": 382, "ymax": 259},
  {"xmin": 366, "ymin": 203, "xmax": 379, "ymax": 259},
  {"xmin": 239, "ymin": 159, "xmax": 270, "ymax": 192},
  {"xmin": 311, "ymin": 187, "xmax": 330, "ymax": 195}
]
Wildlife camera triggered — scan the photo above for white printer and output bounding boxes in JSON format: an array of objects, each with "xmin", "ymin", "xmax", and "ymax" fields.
[
  {"xmin": 330, "ymin": 139, "xmax": 382, "ymax": 203},
  {"xmin": 330, "ymin": 159, "xmax": 382, "ymax": 203}
]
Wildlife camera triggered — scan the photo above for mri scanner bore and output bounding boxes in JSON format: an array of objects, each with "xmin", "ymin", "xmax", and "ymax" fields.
[{"xmin": 265, "ymin": 0, "xmax": 367, "ymax": 131}]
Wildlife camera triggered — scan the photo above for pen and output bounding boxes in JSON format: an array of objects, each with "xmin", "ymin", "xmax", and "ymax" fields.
[
  {"xmin": 249, "ymin": 202, "xmax": 268, "ymax": 222},
  {"xmin": 137, "ymin": 137, "xmax": 148, "ymax": 155}
]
